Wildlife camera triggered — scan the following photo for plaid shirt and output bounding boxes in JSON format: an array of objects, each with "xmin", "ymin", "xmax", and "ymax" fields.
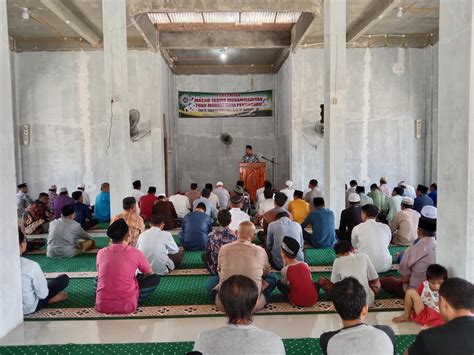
[{"xmin": 205, "ymin": 227, "xmax": 237, "ymax": 274}]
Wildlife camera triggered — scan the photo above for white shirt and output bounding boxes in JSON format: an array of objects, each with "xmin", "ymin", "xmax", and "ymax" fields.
[
  {"xmin": 331, "ymin": 253, "xmax": 379, "ymax": 306},
  {"xmin": 132, "ymin": 189, "xmax": 145, "ymax": 214},
  {"xmin": 258, "ymin": 199, "xmax": 275, "ymax": 216},
  {"xmin": 213, "ymin": 187, "xmax": 230, "ymax": 209},
  {"xmin": 20, "ymin": 257, "xmax": 48, "ymax": 315},
  {"xmin": 351, "ymin": 219, "xmax": 392, "ymax": 273},
  {"xmin": 229, "ymin": 208, "xmax": 250, "ymax": 232},
  {"xmin": 82, "ymin": 191, "xmax": 91, "ymax": 206},
  {"xmin": 209, "ymin": 192, "xmax": 220, "ymax": 209},
  {"xmin": 136, "ymin": 227, "xmax": 180, "ymax": 275},
  {"xmin": 169, "ymin": 194, "xmax": 191, "ymax": 218},
  {"xmin": 280, "ymin": 187, "xmax": 294, "ymax": 208},
  {"xmin": 405, "ymin": 184, "xmax": 417, "ymax": 199},
  {"xmin": 385, "ymin": 195, "xmax": 403, "ymax": 222}
]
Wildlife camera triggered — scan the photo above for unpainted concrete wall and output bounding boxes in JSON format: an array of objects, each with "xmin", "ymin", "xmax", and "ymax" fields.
[
  {"xmin": 12, "ymin": 50, "xmax": 166, "ymax": 200},
  {"xmin": 278, "ymin": 47, "xmax": 437, "ymax": 192}
]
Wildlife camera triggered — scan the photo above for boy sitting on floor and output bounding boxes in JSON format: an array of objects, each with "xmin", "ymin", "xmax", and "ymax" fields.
[
  {"xmin": 277, "ymin": 237, "xmax": 318, "ymax": 307},
  {"xmin": 318, "ymin": 241, "xmax": 380, "ymax": 306},
  {"xmin": 95, "ymin": 218, "xmax": 160, "ymax": 314},
  {"xmin": 393, "ymin": 263, "xmax": 448, "ymax": 328},
  {"xmin": 19, "ymin": 229, "xmax": 69, "ymax": 315}
]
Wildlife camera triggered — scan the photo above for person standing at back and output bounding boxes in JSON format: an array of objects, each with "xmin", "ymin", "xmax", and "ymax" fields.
[
  {"xmin": 351, "ymin": 204, "xmax": 392, "ymax": 273},
  {"xmin": 301, "ymin": 197, "xmax": 336, "ymax": 249}
]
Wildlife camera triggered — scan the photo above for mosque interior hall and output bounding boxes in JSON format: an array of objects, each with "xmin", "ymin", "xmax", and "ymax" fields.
[{"xmin": 0, "ymin": 0, "xmax": 474, "ymax": 354}]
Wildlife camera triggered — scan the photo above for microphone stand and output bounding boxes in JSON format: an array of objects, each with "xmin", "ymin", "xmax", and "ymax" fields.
[{"xmin": 261, "ymin": 156, "xmax": 279, "ymax": 186}]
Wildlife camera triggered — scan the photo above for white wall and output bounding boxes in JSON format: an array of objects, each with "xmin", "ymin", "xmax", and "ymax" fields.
[
  {"xmin": 12, "ymin": 50, "xmax": 166, "ymax": 200},
  {"xmin": 277, "ymin": 46, "xmax": 436, "ymax": 193},
  {"xmin": 174, "ymin": 74, "xmax": 275, "ymax": 192}
]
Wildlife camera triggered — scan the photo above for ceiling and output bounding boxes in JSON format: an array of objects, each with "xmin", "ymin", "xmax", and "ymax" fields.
[{"xmin": 6, "ymin": 0, "xmax": 440, "ymax": 74}]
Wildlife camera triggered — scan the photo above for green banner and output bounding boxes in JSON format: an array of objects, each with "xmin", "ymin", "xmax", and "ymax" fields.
[{"xmin": 178, "ymin": 90, "xmax": 273, "ymax": 118}]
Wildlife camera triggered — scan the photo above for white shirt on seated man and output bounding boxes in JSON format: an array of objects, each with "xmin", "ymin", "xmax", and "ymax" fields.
[
  {"xmin": 169, "ymin": 193, "xmax": 191, "ymax": 219},
  {"xmin": 228, "ymin": 195, "xmax": 250, "ymax": 232}
]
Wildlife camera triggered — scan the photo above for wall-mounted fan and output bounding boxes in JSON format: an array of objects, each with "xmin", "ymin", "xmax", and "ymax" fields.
[
  {"xmin": 129, "ymin": 109, "xmax": 151, "ymax": 142},
  {"xmin": 220, "ymin": 133, "xmax": 233, "ymax": 146}
]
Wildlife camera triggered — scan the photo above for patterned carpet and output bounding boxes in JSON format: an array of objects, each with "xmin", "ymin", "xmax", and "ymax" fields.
[{"xmin": 0, "ymin": 335, "xmax": 417, "ymax": 354}]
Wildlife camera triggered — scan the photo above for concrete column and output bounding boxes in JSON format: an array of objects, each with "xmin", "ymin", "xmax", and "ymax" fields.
[
  {"xmin": 102, "ymin": 0, "xmax": 132, "ymax": 215},
  {"xmin": 437, "ymin": 0, "xmax": 474, "ymax": 281},
  {"xmin": 0, "ymin": 0, "xmax": 23, "ymax": 338},
  {"xmin": 323, "ymin": 0, "xmax": 346, "ymax": 223}
]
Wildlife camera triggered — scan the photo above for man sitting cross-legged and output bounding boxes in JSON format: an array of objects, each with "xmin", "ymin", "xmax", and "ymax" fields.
[
  {"xmin": 393, "ymin": 263, "xmax": 448, "ymax": 328},
  {"xmin": 317, "ymin": 241, "xmax": 380, "ymax": 307},
  {"xmin": 152, "ymin": 194, "xmax": 178, "ymax": 230},
  {"xmin": 407, "ymin": 277, "xmax": 474, "ymax": 355},
  {"xmin": 192, "ymin": 275, "xmax": 285, "ymax": 355},
  {"xmin": 204, "ymin": 209, "xmax": 237, "ymax": 274},
  {"xmin": 211, "ymin": 222, "xmax": 277, "ymax": 311},
  {"xmin": 389, "ymin": 196, "xmax": 420, "ymax": 246},
  {"xmin": 300, "ymin": 197, "xmax": 336, "ymax": 249},
  {"xmin": 320, "ymin": 277, "xmax": 396, "ymax": 355},
  {"xmin": 228, "ymin": 194, "xmax": 250, "ymax": 233},
  {"xmin": 288, "ymin": 189, "xmax": 309, "ymax": 224},
  {"xmin": 95, "ymin": 218, "xmax": 160, "ymax": 314},
  {"xmin": 47, "ymin": 204, "xmax": 96, "ymax": 258},
  {"xmin": 258, "ymin": 192, "xmax": 292, "ymax": 245},
  {"xmin": 277, "ymin": 237, "xmax": 318, "ymax": 307},
  {"xmin": 110, "ymin": 197, "xmax": 145, "ymax": 247},
  {"xmin": 19, "ymin": 229, "xmax": 69, "ymax": 315},
  {"xmin": 72, "ymin": 190, "xmax": 98, "ymax": 231},
  {"xmin": 136, "ymin": 215, "xmax": 184, "ymax": 275},
  {"xmin": 22, "ymin": 199, "xmax": 51, "ymax": 235},
  {"xmin": 266, "ymin": 211, "xmax": 304, "ymax": 270},
  {"xmin": 180, "ymin": 202, "xmax": 213, "ymax": 251}
]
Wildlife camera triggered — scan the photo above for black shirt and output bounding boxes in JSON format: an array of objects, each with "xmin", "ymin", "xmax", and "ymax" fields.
[
  {"xmin": 338, "ymin": 205, "xmax": 362, "ymax": 241},
  {"xmin": 408, "ymin": 316, "xmax": 474, "ymax": 355}
]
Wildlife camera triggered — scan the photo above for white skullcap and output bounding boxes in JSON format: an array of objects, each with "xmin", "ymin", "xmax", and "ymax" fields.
[
  {"xmin": 77, "ymin": 184, "xmax": 85, "ymax": 189},
  {"xmin": 216, "ymin": 181, "xmax": 224, "ymax": 187},
  {"xmin": 348, "ymin": 193, "xmax": 361, "ymax": 203},
  {"xmin": 421, "ymin": 205, "xmax": 437, "ymax": 219},
  {"xmin": 158, "ymin": 193, "xmax": 166, "ymax": 198},
  {"xmin": 402, "ymin": 196, "xmax": 414, "ymax": 205},
  {"xmin": 285, "ymin": 180, "xmax": 293, "ymax": 187}
]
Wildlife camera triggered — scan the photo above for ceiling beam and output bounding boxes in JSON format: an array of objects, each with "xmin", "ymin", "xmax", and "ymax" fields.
[
  {"xmin": 159, "ymin": 30, "xmax": 290, "ymax": 49},
  {"xmin": 273, "ymin": 48, "xmax": 290, "ymax": 72},
  {"xmin": 130, "ymin": 13, "xmax": 159, "ymax": 51},
  {"xmin": 129, "ymin": 0, "xmax": 323, "ymax": 15},
  {"xmin": 172, "ymin": 64, "xmax": 274, "ymax": 75},
  {"xmin": 39, "ymin": 0, "xmax": 100, "ymax": 47},
  {"xmin": 291, "ymin": 12, "xmax": 317, "ymax": 52},
  {"xmin": 346, "ymin": 0, "xmax": 401, "ymax": 43}
]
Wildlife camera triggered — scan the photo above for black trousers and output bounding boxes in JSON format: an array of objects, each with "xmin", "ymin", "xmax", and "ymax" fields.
[
  {"xmin": 35, "ymin": 274, "xmax": 70, "ymax": 311},
  {"xmin": 82, "ymin": 218, "xmax": 99, "ymax": 231}
]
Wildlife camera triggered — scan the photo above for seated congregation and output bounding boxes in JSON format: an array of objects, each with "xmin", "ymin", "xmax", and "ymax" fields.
[{"xmin": 16, "ymin": 177, "xmax": 474, "ymax": 354}]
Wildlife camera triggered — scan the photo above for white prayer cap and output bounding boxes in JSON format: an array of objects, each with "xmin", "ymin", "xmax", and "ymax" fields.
[
  {"xmin": 158, "ymin": 193, "xmax": 166, "ymax": 197},
  {"xmin": 49, "ymin": 184, "xmax": 57, "ymax": 190},
  {"xmin": 348, "ymin": 193, "xmax": 360, "ymax": 203},
  {"xmin": 216, "ymin": 181, "xmax": 224, "ymax": 187},
  {"xmin": 421, "ymin": 205, "xmax": 437, "ymax": 219},
  {"xmin": 402, "ymin": 196, "xmax": 414, "ymax": 205},
  {"xmin": 59, "ymin": 187, "xmax": 68, "ymax": 193},
  {"xmin": 77, "ymin": 184, "xmax": 85, "ymax": 189},
  {"xmin": 285, "ymin": 180, "xmax": 293, "ymax": 188}
]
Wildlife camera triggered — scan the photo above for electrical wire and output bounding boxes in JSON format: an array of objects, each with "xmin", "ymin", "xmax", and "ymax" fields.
[{"xmin": 105, "ymin": 99, "xmax": 114, "ymax": 155}]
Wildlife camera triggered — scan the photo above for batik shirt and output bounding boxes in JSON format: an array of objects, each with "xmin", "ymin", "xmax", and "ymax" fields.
[
  {"xmin": 240, "ymin": 154, "xmax": 260, "ymax": 163},
  {"xmin": 205, "ymin": 227, "xmax": 237, "ymax": 274}
]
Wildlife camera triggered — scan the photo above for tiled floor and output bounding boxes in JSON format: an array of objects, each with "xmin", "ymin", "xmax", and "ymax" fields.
[{"xmin": 0, "ymin": 312, "xmax": 420, "ymax": 346}]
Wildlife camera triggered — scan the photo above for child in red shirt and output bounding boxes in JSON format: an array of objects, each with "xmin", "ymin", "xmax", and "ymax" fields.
[
  {"xmin": 276, "ymin": 237, "xmax": 318, "ymax": 307},
  {"xmin": 393, "ymin": 263, "xmax": 448, "ymax": 327}
]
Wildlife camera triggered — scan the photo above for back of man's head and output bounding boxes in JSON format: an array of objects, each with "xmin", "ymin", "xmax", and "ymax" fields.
[
  {"xmin": 236, "ymin": 180, "xmax": 245, "ymax": 188},
  {"xmin": 61, "ymin": 204, "xmax": 75, "ymax": 217},
  {"xmin": 264, "ymin": 180, "xmax": 273, "ymax": 189},
  {"xmin": 275, "ymin": 211, "xmax": 288, "ymax": 220},
  {"xmin": 132, "ymin": 180, "xmax": 141, "ymax": 189},
  {"xmin": 123, "ymin": 197, "xmax": 136, "ymax": 210},
  {"xmin": 330, "ymin": 277, "xmax": 367, "ymax": 320},
  {"xmin": 274, "ymin": 192, "xmax": 288, "ymax": 207},
  {"xmin": 355, "ymin": 186, "xmax": 365, "ymax": 194},
  {"xmin": 361, "ymin": 204, "xmax": 379, "ymax": 219},
  {"xmin": 263, "ymin": 188, "xmax": 273, "ymax": 199},
  {"xmin": 151, "ymin": 214, "xmax": 165, "ymax": 227},
  {"xmin": 220, "ymin": 275, "xmax": 258, "ymax": 324},
  {"xmin": 195, "ymin": 202, "xmax": 207, "ymax": 212},
  {"xmin": 393, "ymin": 187, "xmax": 404, "ymax": 196},
  {"xmin": 309, "ymin": 179, "xmax": 318, "ymax": 188},
  {"xmin": 439, "ymin": 278, "xmax": 474, "ymax": 314},
  {"xmin": 370, "ymin": 183, "xmax": 378, "ymax": 191},
  {"xmin": 71, "ymin": 190, "xmax": 82, "ymax": 201},
  {"xmin": 201, "ymin": 188, "xmax": 211, "ymax": 199},
  {"xmin": 334, "ymin": 241, "xmax": 353, "ymax": 255},
  {"xmin": 350, "ymin": 180, "xmax": 358, "ymax": 187},
  {"xmin": 190, "ymin": 183, "xmax": 198, "ymax": 190},
  {"xmin": 293, "ymin": 190, "xmax": 303, "ymax": 199},
  {"xmin": 217, "ymin": 209, "xmax": 232, "ymax": 228},
  {"xmin": 237, "ymin": 221, "xmax": 255, "ymax": 241},
  {"xmin": 205, "ymin": 183, "xmax": 213, "ymax": 191},
  {"xmin": 313, "ymin": 197, "xmax": 325, "ymax": 208},
  {"xmin": 148, "ymin": 186, "xmax": 157, "ymax": 194}
]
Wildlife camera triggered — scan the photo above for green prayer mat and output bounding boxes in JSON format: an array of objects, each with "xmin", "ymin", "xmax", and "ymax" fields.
[
  {"xmin": 25, "ymin": 246, "xmax": 406, "ymax": 273},
  {"xmin": 0, "ymin": 335, "xmax": 417, "ymax": 355},
  {"xmin": 42, "ymin": 271, "xmax": 401, "ymax": 309}
]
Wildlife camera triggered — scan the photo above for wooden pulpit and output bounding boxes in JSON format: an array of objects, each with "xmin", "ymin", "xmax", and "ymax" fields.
[{"xmin": 239, "ymin": 163, "xmax": 266, "ymax": 202}]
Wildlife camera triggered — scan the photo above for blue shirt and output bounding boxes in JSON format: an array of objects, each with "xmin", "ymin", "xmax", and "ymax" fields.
[
  {"xmin": 180, "ymin": 211, "xmax": 213, "ymax": 251},
  {"xmin": 74, "ymin": 202, "xmax": 93, "ymax": 228},
  {"xmin": 94, "ymin": 192, "xmax": 110, "ymax": 222},
  {"xmin": 428, "ymin": 190, "xmax": 437, "ymax": 207},
  {"xmin": 301, "ymin": 208, "xmax": 336, "ymax": 248},
  {"xmin": 267, "ymin": 217, "xmax": 304, "ymax": 269},
  {"xmin": 193, "ymin": 197, "xmax": 217, "ymax": 221},
  {"xmin": 413, "ymin": 194, "xmax": 434, "ymax": 213}
]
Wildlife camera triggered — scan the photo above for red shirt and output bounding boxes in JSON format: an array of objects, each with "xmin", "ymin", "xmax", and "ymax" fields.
[
  {"xmin": 286, "ymin": 262, "xmax": 318, "ymax": 307},
  {"xmin": 95, "ymin": 243, "xmax": 152, "ymax": 314},
  {"xmin": 140, "ymin": 194, "xmax": 158, "ymax": 220}
]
